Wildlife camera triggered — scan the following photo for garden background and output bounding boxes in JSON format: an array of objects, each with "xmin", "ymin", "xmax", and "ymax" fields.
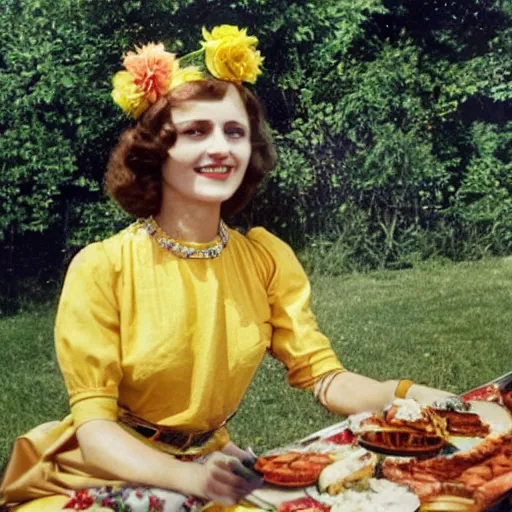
[
  {"xmin": 1, "ymin": 0, "xmax": 511, "ymax": 310},
  {"xmin": 0, "ymin": 0, "xmax": 511, "ymax": 469}
]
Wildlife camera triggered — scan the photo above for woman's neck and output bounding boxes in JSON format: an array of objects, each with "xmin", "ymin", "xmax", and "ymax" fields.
[{"xmin": 155, "ymin": 196, "xmax": 222, "ymax": 243}]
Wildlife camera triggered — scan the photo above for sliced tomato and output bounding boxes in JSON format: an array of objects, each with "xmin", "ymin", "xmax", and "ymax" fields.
[
  {"xmin": 289, "ymin": 459, "xmax": 312, "ymax": 470},
  {"xmin": 307, "ymin": 454, "xmax": 334, "ymax": 464},
  {"xmin": 462, "ymin": 385, "xmax": 501, "ymax": 403},
  {"xmin": 254, "ymin": 458, "xmax": 271, "ymax": 472},
  {"xmin": 270, "ymin": 453, "xmax": 302, "ymax": 464},
  {"xmin": 324, "ymin": 429, "xmax": 356, "ymax": 445},
  {"xmin": 268, "ymin": 467, "xmax": 307, "ymax": 482},
  {"xmin": 257, "ymin": 451, "xmax": 335, "ymax": 487},
  {"xmin": 277, "ymin": 497, "xmax": 330, "ymax": 512}
]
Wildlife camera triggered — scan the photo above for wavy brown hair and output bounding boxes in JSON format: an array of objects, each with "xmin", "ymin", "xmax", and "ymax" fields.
[{"xmin": 105, "ymin": 80, "xmax": 276, "ymax": 219}]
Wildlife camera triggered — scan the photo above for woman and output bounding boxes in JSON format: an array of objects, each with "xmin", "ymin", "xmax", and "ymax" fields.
[{"xmin": 1, "ymin": 26, "xmax": 452, "ymax": 512}]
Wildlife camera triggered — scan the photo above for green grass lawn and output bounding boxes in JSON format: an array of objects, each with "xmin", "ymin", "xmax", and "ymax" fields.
[{"xmin": 1, "ymin": 257, "xmax": 511, "ymax": 468}]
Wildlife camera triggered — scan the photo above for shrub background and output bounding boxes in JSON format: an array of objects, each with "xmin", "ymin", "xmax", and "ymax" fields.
[{"xmin": 0, "ymin": 0, "xmax": 511, "ymax": 309}]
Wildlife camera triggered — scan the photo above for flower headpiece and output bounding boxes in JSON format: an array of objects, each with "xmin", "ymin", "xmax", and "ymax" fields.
[{"xmin": 112, "ymin": 25, "xmax": 264, "ymax": 119}]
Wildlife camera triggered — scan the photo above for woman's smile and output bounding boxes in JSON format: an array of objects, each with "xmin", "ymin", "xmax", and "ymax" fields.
[
  {"xmin": 161, "ymin": 84, "xmax": 252, "ymax": 205},
  {"xmin": 194, "ymin": 165, "xmax": 234, "ymax": 180}
]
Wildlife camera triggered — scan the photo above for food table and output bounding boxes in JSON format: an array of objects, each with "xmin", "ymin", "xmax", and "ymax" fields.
[{"xmin": 244, "ymin": 372, "xmax": 512, "ymax": 512}]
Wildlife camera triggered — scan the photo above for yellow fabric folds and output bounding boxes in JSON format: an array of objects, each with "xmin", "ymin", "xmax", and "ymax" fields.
[
  {"xmin": 1, "ymin": 223, "xmax": 343, "ymax": 506},
  {"xmin": 70, "ymin": 397, "xmax": 119, "ymax": 427},
  {"xmin": 57, "ymin": 223, "xmax": 343, "ymax": 431},
  {"xmin": 1, "ymin": 417, "xmax": 124, "ymax": 505},
  {"xmin": 11, "ymin": 495, "xmax": 70, "ymax": 511}
]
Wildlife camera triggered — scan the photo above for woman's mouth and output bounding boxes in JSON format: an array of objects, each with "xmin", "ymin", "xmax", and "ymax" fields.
[{"xmin": 194, "ymin": 166, "xmax": 233, "ymax": 180}]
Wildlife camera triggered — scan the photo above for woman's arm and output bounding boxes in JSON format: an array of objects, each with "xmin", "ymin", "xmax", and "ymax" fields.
[
  {"xmin": 316, "ymin": 371, "xmax": 396, "ymax": 415},
  {"xmin": 317, "ymin": 371, "xmax": 455, "ymax": 416},
  {"xmin": 76, "ymin": 420, "xmax": 260, "ymax": 506}
]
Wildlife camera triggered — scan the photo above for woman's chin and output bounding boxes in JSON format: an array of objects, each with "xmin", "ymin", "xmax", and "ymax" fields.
[{"xmin": 188, "ymin": 188, "xmax": 239, "ymax": 205}]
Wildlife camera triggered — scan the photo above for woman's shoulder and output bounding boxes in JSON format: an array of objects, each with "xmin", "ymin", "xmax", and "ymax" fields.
[
  {"xmin": 70, "ymin": 221, "xmax": 148, "ymax": 273},
  {"xmin": 245, "ymin": 226, "xmax": 296, "ymax": 257},
  {"xmin": 230, "ymin": 225, "xmax": 297, "ymax": 267},
  {"xmin": 229, "ymin": 226, "xmax": 309, "ymax": 295},
  {"xmin": 101, "ymin": 220, "xmax": 149, "ymax": 251}
]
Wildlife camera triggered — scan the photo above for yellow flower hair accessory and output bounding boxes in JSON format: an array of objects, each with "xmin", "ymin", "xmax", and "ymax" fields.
[
  {"xmin": 111, "ymin": 25, "xmax": 263, "ymax": 119},
  {"xmin": 201, "ymin": 25, "xmax": 263, "ymax": 84}
]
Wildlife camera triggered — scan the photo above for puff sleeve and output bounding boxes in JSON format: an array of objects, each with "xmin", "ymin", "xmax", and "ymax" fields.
[
  {"xmin": 247, "ymin": 228, "xmax": 345, "ymax": 389},
  {"xmin": 55, "ymin": 242, "xmax": 122, "ymax": 427}
]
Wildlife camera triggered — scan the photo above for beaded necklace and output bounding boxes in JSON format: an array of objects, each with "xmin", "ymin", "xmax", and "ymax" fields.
[{"xmin": 141, "ymin": 216, "xmax": 229, "ymax": 259}]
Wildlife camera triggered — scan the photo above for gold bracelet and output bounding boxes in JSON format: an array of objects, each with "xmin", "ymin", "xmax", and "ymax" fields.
[
  {"xmin": 395, "ymin": 379, "xmax": 414, "ymax": 399},
  {"xmin": 314, "ymin": 370, "xmax": 345, "ymax": 405}
]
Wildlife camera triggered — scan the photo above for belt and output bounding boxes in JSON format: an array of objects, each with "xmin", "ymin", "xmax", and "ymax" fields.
[{"xmin": 118, "ymin": 409, "xmax": 236, "ymax": 450}]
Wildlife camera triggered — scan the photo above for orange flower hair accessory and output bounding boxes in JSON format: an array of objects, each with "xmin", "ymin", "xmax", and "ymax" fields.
[
  {"xmin": 123, "ymin": 43, "xmax": 175, "ymax": 103},
  {"xmin": 112, "ymin": 43, "xmax": 186, "ymax": 119},
  {"xmin": 112, "ymin": 25, "xmax": 263, "ymax": 119}
]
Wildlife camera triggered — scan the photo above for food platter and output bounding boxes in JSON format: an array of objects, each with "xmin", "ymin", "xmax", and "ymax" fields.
[
  {"xmin": 357, "ymin": 430, "xmax": 446, "ymax": 457},
  {"xmin": 462, "ymin": 370, "xmax": 512, "ymax": 414},
  {"xmin": 255, "ymin": 445, "xmax": 357, "ymax": 488},
  {"xmin": 249, "ymin": 371, "xmax": 512, "ymax": 512},
  {"xmin": 305, "ymin": 479, "xmax": 421, "ymax": 511}
]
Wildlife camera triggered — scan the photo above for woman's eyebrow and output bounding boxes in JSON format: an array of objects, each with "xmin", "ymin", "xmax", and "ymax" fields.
[
  {"xmin": 225, "ymin": 120, "xmax": 249, "ymax": 129},
  {"xmin": 173, "ymin": 119, "xmax": 212, "ymax": 128},
  {"xmin": 174, "ymin": 119, "xmax": 249, "ymax": 129}
]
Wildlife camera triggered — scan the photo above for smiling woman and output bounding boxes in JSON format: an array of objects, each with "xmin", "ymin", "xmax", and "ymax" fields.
[
  {"xmin": 164, "ymin": 87, "xmax": 250, "ymax": 201},
  {"xmin": 105, "ymin": 79, "xmax": 275, "ymax": 225},
  {"xmin": 1, "ymin": 24, "xmax": 455, "ymax": 512}
]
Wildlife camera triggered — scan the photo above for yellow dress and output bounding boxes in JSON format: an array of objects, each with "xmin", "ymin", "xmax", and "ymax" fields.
[{"xmin": 1, "ymin": 223, "xmax": 344, "ymax": 507}]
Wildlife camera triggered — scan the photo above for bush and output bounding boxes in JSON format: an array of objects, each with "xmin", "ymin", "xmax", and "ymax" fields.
[{"xmin": 1, "ymin": 0, "xmax": 511, "ymax": 308}]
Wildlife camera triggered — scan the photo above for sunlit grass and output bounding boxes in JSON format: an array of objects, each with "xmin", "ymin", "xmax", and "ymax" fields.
[
  {"xmin": 0, "ymin": 307, "xmax": 68, "ymax": 468},
  {"xmin": 1, "ymin": 257, "xmax": 511, "ymax": 467},
  {"xmin": 231, "ymin": 257, "xmax": 512, "ymax": 452}
]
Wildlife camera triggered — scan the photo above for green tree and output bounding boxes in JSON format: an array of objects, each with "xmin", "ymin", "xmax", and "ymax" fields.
[{"xmin": 0, "ymin": 0, "xmax": 511, "ymax": 307}]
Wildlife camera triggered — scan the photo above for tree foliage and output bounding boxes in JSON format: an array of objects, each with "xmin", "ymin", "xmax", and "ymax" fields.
[{"xmin": 0, "ymin": 0, "xmax": 511, "ymax": 303}]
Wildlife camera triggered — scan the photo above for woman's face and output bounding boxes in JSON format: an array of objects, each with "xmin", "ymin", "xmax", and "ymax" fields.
[{"xmin": 162, "ymin": 84, "xmax": 251, "ymax": 206}]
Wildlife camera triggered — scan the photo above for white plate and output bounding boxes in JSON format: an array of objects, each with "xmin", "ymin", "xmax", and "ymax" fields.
[
  {"xmin": 468, "ymin": 400, "xmax": 512, "ymax": 434},
  {"xmin": 305, "ymin": 479, "xmax": 420, "ymax": 511},
  {"xmin": 263, "ymin": 441, "xmax": 359, "ymax": 457}
]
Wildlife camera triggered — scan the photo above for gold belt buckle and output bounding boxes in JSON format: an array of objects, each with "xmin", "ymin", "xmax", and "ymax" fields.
[
  {"xmin": 181, "ymin": 433, "xmax": 195, "ymax": 450},
  {"xmin": 148, "ymin": 427, "xmax": 162, "ymax": 442}
]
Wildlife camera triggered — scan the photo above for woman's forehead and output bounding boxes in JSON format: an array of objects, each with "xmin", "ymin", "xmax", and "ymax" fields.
[{"xmin": 171, "ymin": 85, "xmax": 249, "ymax": 125}]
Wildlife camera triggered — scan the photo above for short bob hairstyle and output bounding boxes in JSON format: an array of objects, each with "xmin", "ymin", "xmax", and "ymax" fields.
[{"xmin": 105, "ymin": 80, "xmax": 277, "ymax": 219}]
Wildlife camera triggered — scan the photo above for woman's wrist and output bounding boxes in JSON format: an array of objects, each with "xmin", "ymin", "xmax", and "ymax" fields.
[
  {"xmin": 382, "ymin": 380, "xmax": 400, "ymax": 406},
  {"xmin": 395, "ymin": 379, "xmax": 415, "ymax": 399},
  {"xmin": 404, "ymin": 383, "xmax": 455, "ymax": 405},
  {"xmin": 168, "ymin": 460, "xmax": 207, "ymax": 498}
]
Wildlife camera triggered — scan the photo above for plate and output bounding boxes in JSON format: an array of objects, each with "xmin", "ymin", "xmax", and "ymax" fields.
[
  {"xmin": 357, "ymin": 431, "xmax": 445, "ymax": 457},
  {"xmin": 305, "ymin": 479, "xmax": 420, "ymax": 511},
  {"xmin": 304, "ymin": 486, "xmax": 343, "ymax": 507},
  {"xmin": 467, "ymin": 400, "xmax": 512, "ymax": 434},
  {"xmin": 276, "ymin": 496, "xmax": 330, "ymax": 512},
  {"xmin": 264, "ymin": 476, "xmax": 318, "ymax": 488},
  {"xmin": 419, "ymin": 495, "xmax": 477, "ymax": 512},
  {"xmin": 255, "ymin": 452, "xmax": 335, "ymax": 488}
]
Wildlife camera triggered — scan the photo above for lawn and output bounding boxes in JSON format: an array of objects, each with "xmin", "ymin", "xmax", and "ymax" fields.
[{"xmin": 1, "ymin": 257, "xmax": 511, "ymax": 468}]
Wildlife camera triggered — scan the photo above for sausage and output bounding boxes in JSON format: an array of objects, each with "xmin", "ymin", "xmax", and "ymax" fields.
[{"xmin": 474, "ymin": 471, "xmax": 512, "ymax": 508}]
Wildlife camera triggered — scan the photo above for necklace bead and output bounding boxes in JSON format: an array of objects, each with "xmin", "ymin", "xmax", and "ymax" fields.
[{"xmin": 141, "ymin": 217, "xmax": 229, "ymax": 259}]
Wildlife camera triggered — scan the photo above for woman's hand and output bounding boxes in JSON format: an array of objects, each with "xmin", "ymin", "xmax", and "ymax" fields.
[
  {"xmin": 406, "ymin": 383, "xmax": 456, "ymax": 405},
  {"xmin": 197, "ymin": 452, "xmax": 263, "ymax": 506},
  {"xmin": 318, "ymin": 371, "xmax": 458, "ymax": 416},
  {"xmin": 221, "ymin": 441, "xmax": 253, "ymax": 461}
]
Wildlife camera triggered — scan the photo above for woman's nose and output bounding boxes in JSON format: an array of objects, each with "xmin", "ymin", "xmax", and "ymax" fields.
[{"xmin": 206, "ymin": 129, "xmax": 230, "ymax": 157}]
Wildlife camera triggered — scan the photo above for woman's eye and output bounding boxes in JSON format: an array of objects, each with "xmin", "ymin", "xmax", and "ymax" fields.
[
  {"xmin": 183, "ymin": 128, "xmax": 204, "ymax": 136},
  {"xmin": 226, "ymin": 128, "xmax": 245, "ymax": 138}
]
